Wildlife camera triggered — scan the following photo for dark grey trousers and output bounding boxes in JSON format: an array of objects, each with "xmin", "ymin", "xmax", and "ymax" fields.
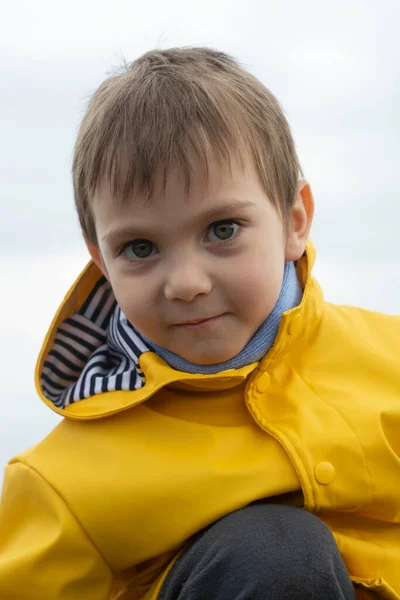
[{"xmin": 159, "ymin": 503, "xmax": 356, "ymax": 600}]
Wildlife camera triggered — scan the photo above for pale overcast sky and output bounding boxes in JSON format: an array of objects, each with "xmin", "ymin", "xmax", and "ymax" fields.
[{"xmin": 0, "ymin": 0, "xmax": 399, "ymax": 479}]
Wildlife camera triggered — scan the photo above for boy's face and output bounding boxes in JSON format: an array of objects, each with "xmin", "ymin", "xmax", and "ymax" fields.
[{"xmin": 88, "ymin": 155, "xmax": 312, "ymax": 365}]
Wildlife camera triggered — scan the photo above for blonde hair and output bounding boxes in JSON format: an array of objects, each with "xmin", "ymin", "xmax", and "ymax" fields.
[{"xmin": 73, "ymin": 47, "xmax": 302, "ymax": 244}]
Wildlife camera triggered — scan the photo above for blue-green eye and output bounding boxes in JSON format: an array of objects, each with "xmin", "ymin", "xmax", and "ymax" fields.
[
  {"xmin": 124, "ymin": 240, "xmax": 156, "ymax": 260},
  {"xmin": 208, "ymin": 221, "xmax": 239, "ymax": 242}
]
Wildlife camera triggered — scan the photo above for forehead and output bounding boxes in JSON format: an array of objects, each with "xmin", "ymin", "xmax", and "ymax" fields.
[{"xmin": 93, "ymin": 152, "xmax": 259, "ymax": 220}]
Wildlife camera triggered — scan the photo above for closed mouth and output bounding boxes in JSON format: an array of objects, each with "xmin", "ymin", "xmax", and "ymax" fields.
[
  {"xmin": 181, "ymin": 317, "xmax": 215, "ymax": 325},
  {"xmin": 173, "ymin": 314, "xmax": 225, "ymax": 328}
]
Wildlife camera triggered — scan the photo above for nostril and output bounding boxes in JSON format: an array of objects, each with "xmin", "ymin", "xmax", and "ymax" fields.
[{"xmin": 164, "ymin": 270, "xmax": 212, "ymax": 302}]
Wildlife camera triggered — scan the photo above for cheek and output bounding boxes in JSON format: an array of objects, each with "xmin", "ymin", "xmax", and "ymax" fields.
[
  {"xmin": 110, "ymin": 274, "xmax": 155, "ymax": 330},
  {"xmin": 227, "ymin": 256, "xmax": 284, "ymax": 317}
]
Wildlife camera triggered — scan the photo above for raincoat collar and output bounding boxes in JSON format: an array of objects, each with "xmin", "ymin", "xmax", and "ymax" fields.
[{"xmin": 35, "ymin": 240, "xmax": 323, "ymax": 420}]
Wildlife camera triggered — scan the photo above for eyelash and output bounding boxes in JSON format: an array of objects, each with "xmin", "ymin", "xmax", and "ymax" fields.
[{"xmin": 117, "ymin": 219, "xmax": 242, "ymax": 263}]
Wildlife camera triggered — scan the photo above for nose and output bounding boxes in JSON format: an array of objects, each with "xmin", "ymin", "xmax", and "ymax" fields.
[{"xmin": 164, "ymin": 256, "xmax": 212, "ymax": 302}]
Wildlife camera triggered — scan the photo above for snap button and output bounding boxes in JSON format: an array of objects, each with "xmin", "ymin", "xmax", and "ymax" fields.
[
  {"xmin": 256, "ymin": 372, "xmax": 270, "ymax": 393},
  {"xmin": 289, "ymin": 314, "xmax": 302, "ymax": 336},
  {"xmin": 315, "ymin": 462, "xmax": 335, "ymax": 485}
]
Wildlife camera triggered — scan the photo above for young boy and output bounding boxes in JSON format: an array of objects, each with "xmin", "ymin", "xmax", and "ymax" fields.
[{"xmin": 0, "ymin": 47, "xmax": 399, "ymax": 600}]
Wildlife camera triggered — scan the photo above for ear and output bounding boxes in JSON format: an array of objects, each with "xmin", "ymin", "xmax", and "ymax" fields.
[
  {"xmin": 285, "ymin": 181, "xmax": 315, "ymax": 261},
  {"xmin": 84, "ymin": 236, "xmax": 109, "ymax": 279}
]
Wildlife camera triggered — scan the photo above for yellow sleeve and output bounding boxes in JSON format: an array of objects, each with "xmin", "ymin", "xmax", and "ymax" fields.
[{"xmin": 0, "ymin": 461, "xmax": 113, "ymax": 599}]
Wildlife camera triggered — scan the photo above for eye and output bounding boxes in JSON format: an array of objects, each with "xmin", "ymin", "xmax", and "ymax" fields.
[
  {"xmin": 208, "ymin": 220, "xmax": 240, "ymax": 242},
  {"xmin": 123, "ymin": 239, "xmax": 156, "ymax": 260}
]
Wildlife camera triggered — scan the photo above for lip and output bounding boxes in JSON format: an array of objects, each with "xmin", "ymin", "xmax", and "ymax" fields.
[{"xmin": 174, "ymin": 314, "xmax": 225, "ymax": 331}]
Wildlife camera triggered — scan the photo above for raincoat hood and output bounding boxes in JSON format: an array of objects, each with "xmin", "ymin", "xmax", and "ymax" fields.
[{"xmin": 35, "ymin": 241, "xmax": 320, "ymax": 421}]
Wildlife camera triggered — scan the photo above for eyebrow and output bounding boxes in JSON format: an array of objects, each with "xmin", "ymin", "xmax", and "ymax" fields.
[{"xmin": 102, "ymin": 198, "xmax": 255, "ymax": 246}]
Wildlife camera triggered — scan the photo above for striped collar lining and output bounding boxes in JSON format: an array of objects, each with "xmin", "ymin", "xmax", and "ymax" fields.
[{"xmin": 41, "ymin": 277, "xmax": 150, "ymax": 408}]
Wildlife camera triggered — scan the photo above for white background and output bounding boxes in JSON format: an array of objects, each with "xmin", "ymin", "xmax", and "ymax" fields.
[{"xmin": 0, "ymin": 0, "xmax": 399, "ymax": 480}]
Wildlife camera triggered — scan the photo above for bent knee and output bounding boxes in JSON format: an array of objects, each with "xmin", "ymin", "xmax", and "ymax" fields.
[{"xmin": 205, "ymin": 503, "xmax": 339, "ymax": 567}]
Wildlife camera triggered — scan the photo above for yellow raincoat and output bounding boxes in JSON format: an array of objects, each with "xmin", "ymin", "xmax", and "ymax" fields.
[{"xmin": 0, "ymin": 242, "xmax": 399, "ymax": 599}]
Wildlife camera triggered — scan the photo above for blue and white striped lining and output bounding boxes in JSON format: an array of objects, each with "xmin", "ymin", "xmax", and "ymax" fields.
[{"xmin": 41, "ymin": 277, "xmax": 150, "ymax": 408}]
